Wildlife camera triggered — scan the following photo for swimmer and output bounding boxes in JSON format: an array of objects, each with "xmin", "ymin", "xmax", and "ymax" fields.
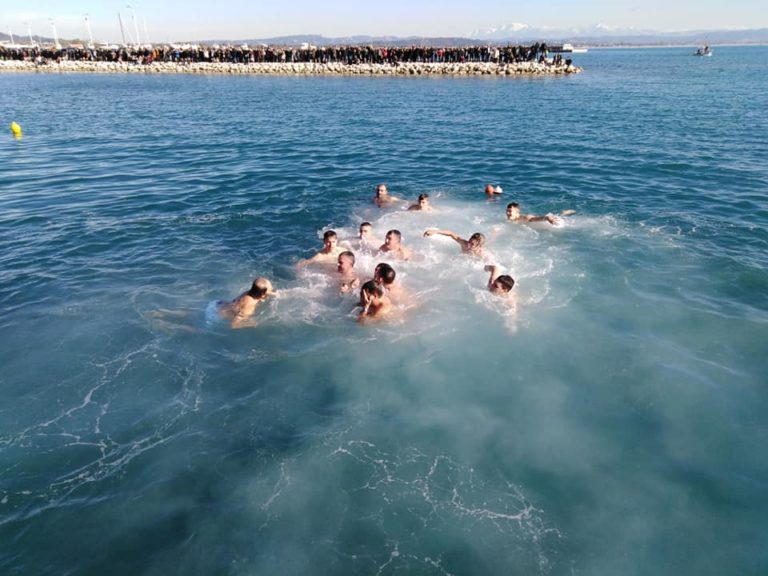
[
  {"xmin": 337, "ymin": 251, "xmax": 360, "ymax": 294},
  {"xmin": 485, "ymin": 265, "xmax": 515, "ymax": 298},
  {"xmin": 357, "ymin": 280, "xmax": 392, "ymax": 324},
  {"xmin": 217, "ymin": 277, "xmax": 275, "ymax": 328},
  {"xmin": 408, "ymin": 193, "xmax": 434, "ymax": 212},
  {"xmin": 373, "ymin": 183, "xmax": 402, "ymax": 207},
  {"xmin": 506, "ymin": 202, "xmax": 576, "ymax": 226},
  {"xmin": 355, "ymin": 221, "xmax": 381, "ymax": 251},
  {"xmin": 297, "ymin": 230, "xmax": 344, "ymax": 268},
  {"xmin": 378, "ymin": 229, "xmax": 413, "ymax": 261},
  {"xmin": 423, "ymin": 228, "xmax": 488, "ymax": 259},
  {"xmin": 374, "ymin": 262, "xmax": 405, "ymax": 303},
  {"xmin": 485, "ymin": 183, "xmax": 503, "ymax": 197}
]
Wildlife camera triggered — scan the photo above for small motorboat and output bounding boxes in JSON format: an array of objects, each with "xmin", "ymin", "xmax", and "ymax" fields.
[{"xmin": 694, "ymin": 45, "xmax": 712, "ymax": 57}]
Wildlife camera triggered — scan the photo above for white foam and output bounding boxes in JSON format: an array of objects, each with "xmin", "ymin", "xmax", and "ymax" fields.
[{"xmin": 273, "ymin": 198, "xmax": 587, "ymax": 336}]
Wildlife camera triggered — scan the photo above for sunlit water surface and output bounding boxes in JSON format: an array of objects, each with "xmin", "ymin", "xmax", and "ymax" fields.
[{"xmin": 1, "ymin": 47, "xmax": 767, "ymax": 575}]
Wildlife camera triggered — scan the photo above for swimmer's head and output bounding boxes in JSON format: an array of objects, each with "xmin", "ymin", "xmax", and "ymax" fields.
[
  {"xmin": 248, "ymin": 278, "xmax": 275, "ymax": 299},
  {"xmin": 418, "ymin": 193, "xmax": 430, "ymax": 206},
  {"xmin": 359, "ymin": 222, "xmax": 373, "ymax": 238},
  {"xmin": 337, "ymin": 251, "xmax": 355, "ymax": 272},
  {"xmin": 486, "ymin": 183, "xmax": 504, "ymax": 196},
  {"xmin": 468, "ymin": 232, "xmax": 485, "ymax": 251},
  {"xmin": 361, "ymin": 279, "xmax": 384, "ymax": 301},
  {"xmin": 385, "ymin": 229, "xmax": 402, "ymax": 247},
  {"xmin": 375, "ymin": 184, "xmax": 388, "ymax": 198},
  {"xmin": 323, "ymin": 230, "xmax": 338, "ymax": 249},
  {"xmin": 490, "ymin": 275, "xmax": 515, "ymax": 295},
  {"xmin": 374, "ymin": 262, "xmax": 396, "ymax": 286},
  {"xmin": 506, "ymin": 203, "xmax": 521, "ymax": 220}
]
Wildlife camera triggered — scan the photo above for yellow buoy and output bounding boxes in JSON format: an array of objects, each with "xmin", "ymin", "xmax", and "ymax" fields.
[{"xmin": 10, "ymin": 121, "xmax": 22, "ymax": 138}]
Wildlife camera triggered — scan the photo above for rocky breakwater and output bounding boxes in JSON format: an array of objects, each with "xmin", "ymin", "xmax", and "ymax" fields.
[{"xmin": 0, "ymin": 59, "xmax": 581, "ymax": 76}]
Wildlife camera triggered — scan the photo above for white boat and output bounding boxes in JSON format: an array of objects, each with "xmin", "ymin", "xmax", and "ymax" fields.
[{"xmin": 560, "ymin": 43, "xmax": 588, "ymax": 54}]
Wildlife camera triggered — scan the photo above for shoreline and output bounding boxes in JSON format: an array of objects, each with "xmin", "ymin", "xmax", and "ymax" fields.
[{"xmin": 0, "ymin": 60, "xmax": 581, "ymax": 76}]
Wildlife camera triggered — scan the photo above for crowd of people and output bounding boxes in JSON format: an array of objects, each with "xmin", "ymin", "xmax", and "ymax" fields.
[
  {"xmin": 0, "ymin": 43, "xmax": 571, "ymax": 67},
  {"xmin": 219, "ymin": 183, "xmax": 575, "ymax": 328}
]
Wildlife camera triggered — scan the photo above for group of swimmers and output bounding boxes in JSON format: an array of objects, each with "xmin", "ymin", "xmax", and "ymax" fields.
[{"xmin": 217, "ymin": 183, "xmax": 575, "ymax": 327}]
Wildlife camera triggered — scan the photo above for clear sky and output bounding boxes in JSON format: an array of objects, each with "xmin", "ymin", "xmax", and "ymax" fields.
[{"xmin": 3, "ymin": 0, "xmax": 766, "ymax": 44}]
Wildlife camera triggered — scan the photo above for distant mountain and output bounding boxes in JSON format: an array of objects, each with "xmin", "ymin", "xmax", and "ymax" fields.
[
  {"xmin": 204, "ymin": 28, "xmax": 768, "ymax": 47},
  {"xmin": 0, "ymin": 32, "xmax": 54, "ymax": 45},
  {"xmin": 200, "ymin": 35, "xmax": 479, "ymax": 47},
  {"xmin": 469, "ymin": 25, "xmax": 768, "ymax": 45}
]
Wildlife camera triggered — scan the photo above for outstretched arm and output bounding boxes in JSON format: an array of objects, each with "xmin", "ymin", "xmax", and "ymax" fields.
[
  {"xmin": 485, "ymin": 264, "xmax": 501, "ymax": 290},
  {"xmin": 522, "ymin": 214, "xmax": 550, "ymax": 223},
  {"xmin": 423, "ymin": 229, "xmax": 465, "ymax": 246},
  {"xmin": 296, "ymin": 252, "xmax": 322, "ymax": 268},
  {"xmin": 524, "ymin": 209, "xmax": 576, "ymax": 224}
]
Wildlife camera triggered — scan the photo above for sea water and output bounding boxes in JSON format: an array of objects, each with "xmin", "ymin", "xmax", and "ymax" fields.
[{"xmin": 1, "ymin": 47, "xmax": 767, "ymax": 575}]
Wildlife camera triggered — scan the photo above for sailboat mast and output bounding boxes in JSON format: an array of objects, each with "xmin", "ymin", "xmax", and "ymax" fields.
[
  {"xmin": 84, "ymin": 15, "xmax": 94, "ymax": 49},
  {"xmin": 50, "ymin": 19, "xmax": 61, "ymax": 49},
  {"xmin": 118, "ymin": 13, "xmax": 127, "ymax": 46},
  {"xmin": 127, "ymin": 5, "xmax": 141, "ymax": 46},
  {"xmin": 143, "ymin": 16, "xmax": 150, "ymax": 46}
]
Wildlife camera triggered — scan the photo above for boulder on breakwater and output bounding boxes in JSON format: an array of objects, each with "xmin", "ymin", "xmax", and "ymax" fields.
[{"xmin": 0, "ymin": 60, "xmax": 581, "ymax": 77}]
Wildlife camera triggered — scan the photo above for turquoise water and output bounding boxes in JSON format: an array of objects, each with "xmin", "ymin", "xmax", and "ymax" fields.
[{"xmin": 1, "ymin": 46, "xmax": 767, "ymax": 575}]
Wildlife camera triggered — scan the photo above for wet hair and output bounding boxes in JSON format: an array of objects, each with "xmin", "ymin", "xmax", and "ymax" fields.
[
  {"xmin": 339, "ymin": 251, "xmax": 355, "ymax": 266},
  {"xmin": 469, "ymin": 232, "xmax": 485, "ymax": 246},
  {"xmin": 507, "ymin": 202, "xmax": 520, "ymax": 210},
  {"xmin": 361, "ymin": 279, "xmax": 384, "ymax": 298},
  {"xmin": 418, "ymin": 193, "xmax": 429, "ymax": 202},
  {"xmin": 386, "ymin": 229, "xmax": 402, "ymax": 240},
  {"xmin": 359, "ymin": 222, "xmax": 372, "ymax": 231},
  {"xmin": 494, "ymin": 275, "xmax": 515, "ymax": 292},
  {"xmin": 374, "ymin": 262, "xmax": 396, "ymax": 285},
  {"xmin": 323, "ymin": 230, "xmax": 338, "ymax": 241},
  {"xmin": 375, "ymin": 184, "xmax": 387, "ymax": 195},
  {"xmin": 248, "ymin": 278, "xmax": 272, "ymax": 299}
]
